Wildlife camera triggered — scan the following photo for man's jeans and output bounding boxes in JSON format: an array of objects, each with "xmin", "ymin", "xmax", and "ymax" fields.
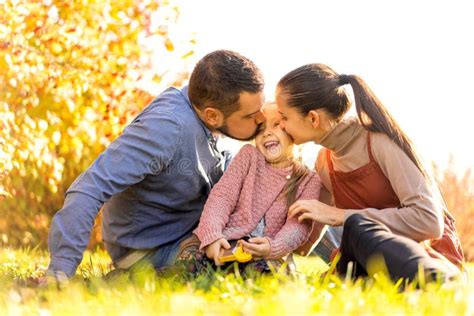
[
  {"xmin": 111, "ymin": 233, "xmax": 193, "ymax": 272},
  {"xmin": 311, "ymin": 226, "xmax": 343, "ymax": 263}
]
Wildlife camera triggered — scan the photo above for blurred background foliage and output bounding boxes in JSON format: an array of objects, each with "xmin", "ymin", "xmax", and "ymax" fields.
[{"xmin": 0, "ymin": 0, "xmax": 194, "ymax": 248}]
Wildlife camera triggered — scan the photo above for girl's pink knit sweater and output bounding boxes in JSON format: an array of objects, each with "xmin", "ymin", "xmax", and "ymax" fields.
[{"xmin": 194, "ymin": 144, "xmax": 323, "ymax": 259}]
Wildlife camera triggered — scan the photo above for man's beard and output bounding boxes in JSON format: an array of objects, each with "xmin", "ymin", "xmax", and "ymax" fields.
[{"xmin": 217, "ymin": 122, "xmax": 262, "ymax": 141}]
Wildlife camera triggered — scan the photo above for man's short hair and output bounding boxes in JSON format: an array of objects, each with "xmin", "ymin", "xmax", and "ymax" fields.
[{"xmin": 188, "ymin": 50, "xmax": 264, "ymax": 117}]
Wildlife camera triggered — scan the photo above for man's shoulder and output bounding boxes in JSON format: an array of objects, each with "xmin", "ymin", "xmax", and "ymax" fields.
[
  {"xmin": 147, "ymin": 87, "xmax": 186, "ymax": 113},
  {"xmin": 144, "ymin": 87, "xmax": 198, "ymax": 128}
]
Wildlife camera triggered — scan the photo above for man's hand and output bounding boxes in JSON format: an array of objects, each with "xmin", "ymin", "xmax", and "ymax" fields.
[
  {"xmin": 204, "ymin": 238, "xmax": 231, "ymax": 266},
  {"xmin": 240, "ymin": 237, "xmax": 271, "ymax": 259}
]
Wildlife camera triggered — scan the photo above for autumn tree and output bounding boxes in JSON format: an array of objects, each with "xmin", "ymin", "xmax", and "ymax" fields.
[{"xmin": 0, "ymin": 0, "xmax": 195, "ymax": 247}]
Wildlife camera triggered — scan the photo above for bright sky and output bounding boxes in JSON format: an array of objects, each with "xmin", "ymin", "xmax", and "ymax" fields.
[{"xmin": 176, "ymin": 0, "xmax": 474, "ymax": 173}]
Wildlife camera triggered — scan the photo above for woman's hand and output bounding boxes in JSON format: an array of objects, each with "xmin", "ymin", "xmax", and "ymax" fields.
[
  {"xmin": 240, "ymin": 237, "xmax": 271, "ymax": 259},
  {"xmin": 204, "ymin": 238, "xmax": 231, "ymax": 266},
  {"xmin": 288, "ymin": 199, "xmax": 346, "ymax": 226}
]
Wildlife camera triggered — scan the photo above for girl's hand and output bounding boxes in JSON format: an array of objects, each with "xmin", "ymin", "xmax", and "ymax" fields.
[
  {"xmin": 240, "ymin": 237, "xmax": 271, "ymax": 258},
  {"xmin": 288, "ymin": 199, "xmax": 345, "ymax": 226},
  {"xmin": 204, "ymin": 238, "xmax": 231, "ymax": 266}
]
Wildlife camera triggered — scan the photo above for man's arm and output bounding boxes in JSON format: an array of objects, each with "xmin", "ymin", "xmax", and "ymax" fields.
[
  {"xmin": 47, "ymin": 108, "xmax": 182, "ymax": 277},
  {"xmin": 47, "ymin": 192, "xmax": 103, "ymax": 277}
]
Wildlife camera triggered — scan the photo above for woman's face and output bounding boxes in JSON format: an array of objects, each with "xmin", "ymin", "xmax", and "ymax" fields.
[
  {"xmin": 255, "ymin": 103, "xmax": 294, "ymax": 164},
  {"xmin": 275, "ymin": 87, "xmax": 317, "ymax": 145}
]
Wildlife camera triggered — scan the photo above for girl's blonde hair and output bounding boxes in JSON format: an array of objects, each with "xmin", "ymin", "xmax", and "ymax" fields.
[{"xmin": 282, "ymin": 159, "xmax": 310, "ymax": 209}]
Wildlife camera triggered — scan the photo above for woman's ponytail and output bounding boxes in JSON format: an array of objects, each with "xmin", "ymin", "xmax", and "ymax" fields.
[{"xmin": 342, "ymin": 74, "xmax": 428, "ymax": 179}]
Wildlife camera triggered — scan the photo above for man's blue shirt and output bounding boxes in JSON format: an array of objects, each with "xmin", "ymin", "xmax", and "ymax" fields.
[{"xmin": 48, "ymin": 86, "xmax": 228, "ymax": 276}]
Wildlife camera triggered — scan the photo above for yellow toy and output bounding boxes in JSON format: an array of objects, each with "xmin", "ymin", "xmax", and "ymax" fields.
[{"xmin": 219, "ymin": 243, "xmax": 252, "ymax": 263}]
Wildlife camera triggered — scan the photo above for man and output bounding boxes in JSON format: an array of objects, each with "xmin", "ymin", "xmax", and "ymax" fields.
[{"xmin": 47, "ymin": 50, "xmax": 266, "ymax": 280}]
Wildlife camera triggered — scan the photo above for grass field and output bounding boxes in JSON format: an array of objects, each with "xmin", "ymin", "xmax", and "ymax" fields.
[{"xmin": 0, "ymin": 248, "xmax": 472, "ymax": 315}]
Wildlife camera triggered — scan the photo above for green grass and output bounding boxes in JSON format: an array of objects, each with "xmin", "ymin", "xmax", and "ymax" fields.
[{"xmin": 1, "ymin": 248, "xmax": 472, "ymax": 315}]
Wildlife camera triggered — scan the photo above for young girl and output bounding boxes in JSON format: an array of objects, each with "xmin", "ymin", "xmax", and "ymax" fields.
[
  {"xmin": 178, "ymin": 103, "xmax": 324, "ymax": 273},
  {"xmin": 275, "ymin": 63, "xmax": 464, "ymax": 282}
]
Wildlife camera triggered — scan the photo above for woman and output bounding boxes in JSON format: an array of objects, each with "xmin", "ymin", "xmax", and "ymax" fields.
[{"xmin": 275, "ymin": 63, "xmax": 464, "ymax": 282}]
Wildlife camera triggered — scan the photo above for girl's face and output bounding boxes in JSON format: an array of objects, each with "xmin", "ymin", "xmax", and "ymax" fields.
[
  {"xmin": 255, "ymin": 104, "xmax": 294, "ymax": 165},
  {"xmin": 275, "ymin": 87, "xmax": 317, "ymax": 145}
]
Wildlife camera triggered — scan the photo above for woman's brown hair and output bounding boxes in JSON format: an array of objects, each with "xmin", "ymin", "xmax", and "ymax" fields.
[{"xmin": 277, "ymin": 63, "xmax": 429, "ymax": 179}]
